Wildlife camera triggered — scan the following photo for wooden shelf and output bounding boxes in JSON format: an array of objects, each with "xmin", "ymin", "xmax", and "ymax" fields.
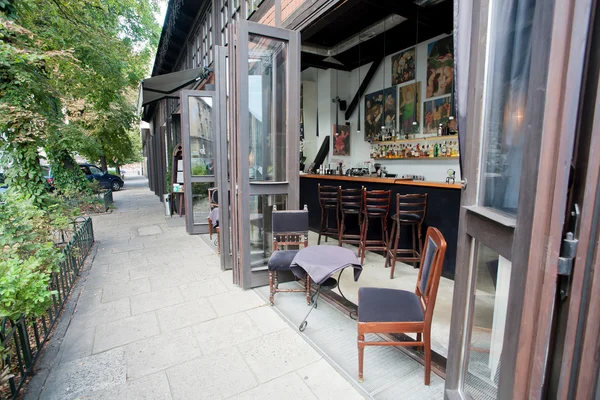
[
  {"xmin": 370, "ymin": 134, "xmax": 459, "ymax": 144},
  {"xmin": 371, "ymin": 156, "xmax": 459, "ymax": 160}
]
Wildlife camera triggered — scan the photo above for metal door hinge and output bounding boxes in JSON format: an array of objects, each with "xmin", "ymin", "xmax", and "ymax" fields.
[{"xmin": 558, "ymin": 204, "xmax": 580, "ymax": 299}]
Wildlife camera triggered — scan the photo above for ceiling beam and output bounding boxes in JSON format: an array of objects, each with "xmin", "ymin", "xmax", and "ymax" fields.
[
  {"xmin": 345, "ymin": 54, "xmax": 383, "ymax": 120},
  {"xmin": 301, "ymin": 0, "xmax": 364, "ymax": 42}
]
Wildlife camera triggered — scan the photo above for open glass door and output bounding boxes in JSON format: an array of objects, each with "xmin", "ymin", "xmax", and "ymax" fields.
[
  {"xmin": 229, "ymin": 21, "xmax": 301, "ymax": 289},
  {"xmin": 446, "ymin": 0, "xmax": 594, "ymax": 398},
  {"xmin": 181, "ymin": 90, "xmax": 218, "ymax": 235}
]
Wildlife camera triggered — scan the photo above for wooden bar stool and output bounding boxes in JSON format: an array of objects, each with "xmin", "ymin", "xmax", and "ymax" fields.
[
  {"xmin": 338, "ymin": 187, "xmax": 363, "ymax": 247},
  {"xmin": 358, "ymin": 189, "xmax": 392, "ymax": 264},
  {"xmin": 317, "ymin": 184, "xmax": 340, "ymax": 244},
  {"xmin": 386, "ymin": 193, "xmax": 428, "ymax": 278}
]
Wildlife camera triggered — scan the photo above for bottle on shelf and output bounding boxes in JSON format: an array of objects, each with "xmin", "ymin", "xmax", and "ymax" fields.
[{"xmin": 434, "ymin": 142, "xmax": 439, "ymax": 157}]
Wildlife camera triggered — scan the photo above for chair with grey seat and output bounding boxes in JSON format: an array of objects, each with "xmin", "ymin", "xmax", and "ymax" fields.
[
  {"xmin": 268, "ymin": 205, "xmax": 311, "ymax": 306},
  {"xmin": 357, "ymin": 227, "xmax": 447, "ymax": 385}
]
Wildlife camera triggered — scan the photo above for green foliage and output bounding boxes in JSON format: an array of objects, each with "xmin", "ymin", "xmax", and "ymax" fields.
[{"xmin": 0, "ymin": 195, "xmax": 69, "ymax": 320}]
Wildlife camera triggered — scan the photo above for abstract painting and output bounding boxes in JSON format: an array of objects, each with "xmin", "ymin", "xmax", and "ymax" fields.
[
  {"xmin": 424, "ymin": 96, "xmax": 452, "ymax": 134},
  {"xmin": 397, "ymin": 82, "xmax": 421, "ymax": 135},
  {"xmin": 391, "ymin": 47, "xmax": 416, "ymax": 85},
  {"xmin": 426, "ymin": 36, "xmax": 454, "ymax": 98}
]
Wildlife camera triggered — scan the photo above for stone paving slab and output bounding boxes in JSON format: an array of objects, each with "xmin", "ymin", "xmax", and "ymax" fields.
[{"xmin": 25, "ymin": 176, "xmax": 364, "ymax": 400}]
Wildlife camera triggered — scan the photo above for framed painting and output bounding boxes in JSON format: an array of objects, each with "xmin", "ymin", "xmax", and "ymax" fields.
[
  {"xmin": 333, "ymin": 124, "xmax": 350, "ymax": 156},
  {"xmin": 391, "ymin": 47, "xmax": 416, "ymax": 85},
  {"xmin": 364, "ymin": 90, "xmax": 383, "ymax": 141},
  {"xmin": 426, "ymin": 36, "xmax": 454, "ymax": 98},
  {"xmin": 424, "ymin": 96, "xmax": 451, "ymax": 134},
  {"xmin": 383, "ymin": 86, "xmax": 397, "ymax": 131},
  {"xmin": 397, "ymin": 82, "xmax": 421, "ymax": 135}
]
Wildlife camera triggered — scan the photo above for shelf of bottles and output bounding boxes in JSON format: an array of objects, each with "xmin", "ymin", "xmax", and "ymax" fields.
[{"xmin": 369, "ymin": 124, "xmax": 459, "ymax": 160}]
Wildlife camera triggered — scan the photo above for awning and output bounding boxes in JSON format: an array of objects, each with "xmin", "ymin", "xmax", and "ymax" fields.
[{"xmin": 137, "ymin": 67, "xmax": 212, "ymax": 114}]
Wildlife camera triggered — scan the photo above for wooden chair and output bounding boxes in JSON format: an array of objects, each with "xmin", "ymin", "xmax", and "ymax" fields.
[
  {"xmin": 268, "ymin": 205, "xmax": 311, "ymax": 306},
  {"xmin": 317, "ymin": 184, "xmax": 340, "ymax": 244},
  {"xmin": 357, "ymin": 227, "xmax": 447, "ymax": 385},
  {"xmin": 338, "ymin": 187, "xmax": 364, "ymax": 247},
  {"xmin": 358, "ymin": 189, "xmax": 392, "ymax": 264}
]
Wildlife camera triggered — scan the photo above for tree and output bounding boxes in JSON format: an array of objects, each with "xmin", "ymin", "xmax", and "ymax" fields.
[{"xmin": 0, "ymin": 0, "xmax": 160, "ymax": 203}]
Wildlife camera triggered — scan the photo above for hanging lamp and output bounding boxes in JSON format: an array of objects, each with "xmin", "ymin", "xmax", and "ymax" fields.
[
  {"xmin": 381, "ymin": 18, "xmax": 386, "ymax": 132},
  {"xmin": 357, "ymin": 31, "xmax": 361, "ymax": 135},
  {"xmin": 412, "ymin": 7, "xmax": 419, "ymax": 135},
  {"xmin": 316, "ymin": 67, "xmax": 319, "ymax": 138}
]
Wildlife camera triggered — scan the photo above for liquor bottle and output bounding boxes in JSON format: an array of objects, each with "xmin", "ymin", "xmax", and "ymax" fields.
[
  {"xmin": 434, "ymin": 143, "xmax": 439, "ymax": 157},
  {"xmin": 437, "ymin": 124, "xmax": 443, "ymax": 136}
]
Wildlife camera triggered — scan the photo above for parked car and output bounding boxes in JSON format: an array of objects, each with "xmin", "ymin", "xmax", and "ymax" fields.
[{"xmin": 79, "ymin": 164, "xmax": 124, "ymax": 191}]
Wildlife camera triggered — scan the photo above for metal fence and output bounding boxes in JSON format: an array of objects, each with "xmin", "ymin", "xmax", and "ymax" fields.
[
  {"xmin": 0, "ymin": 217, "xmax": 94, "ymax": 399},
  {"xmin": 101, "ymin": 190, "xmax": 113, "ymax": 211}
]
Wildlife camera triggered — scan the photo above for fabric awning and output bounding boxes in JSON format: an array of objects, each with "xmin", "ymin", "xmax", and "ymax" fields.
[{"xmin": 137, "ymin": 67, "xmax": 212, "ymax": 114}]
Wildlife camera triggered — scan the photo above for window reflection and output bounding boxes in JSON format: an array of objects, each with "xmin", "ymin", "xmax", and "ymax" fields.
[
  {"xmin": 248, "ymin": 34, "xmax": 287, "ymax": 182},
  {"xmin": 479, "ymin": 0, "xmax": 537, "ymax": 215},
  {"xmin": 188, "ymin": 96, "xmax": 214, "ymax": 177},
  {"xmin": 249, "ymin": 194, "xmax": 287, "ymax": 268}
]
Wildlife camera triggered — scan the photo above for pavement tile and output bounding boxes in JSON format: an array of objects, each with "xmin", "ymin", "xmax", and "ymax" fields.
[
  {"xmin": 208, "ymin": 290, "xmax": 265, "ymax": 317},
  {"xmin": 71, "ymin": 298, "xmax": 131, "ymax": 330},
  {"xmin": 297, "ymin": 359, "xmax": 364, "ymax": 400},
  {"xmin": 41, "ymin": 348, "xmax": 126, "ymax": 400},
  {"xmin": 80, "ymin": 372, "xmax": 172, "ymax": 400},
  {"xmin": 245, "ymin": 305, "xmax": 289, "ymax": 334},
  {"xmin": 156, "ymin": 298, "xmax": 217, "ymax": 332},
  {"xmin": 125, "ymin": 327, "xmax": 202, "ymax": 380},
  {"xmin": 167, "ymin": 347, "xmax": 257, "ymax": 400},
  {"xmin": 101, "ymin": 278, "xmax": 151, "ymax": 303},
  {"xmin": 179, "ymin": 277, "xmax": 229, "ymax": 301},
  {"xmin": 148, "ymin": 267, "xmax": 203, "ymax": 291},
  {"xmin": 237, "ymin": 328, "xmax": 322, "ymax": 383},
  {"xmin": 59, "ymin": 326, "xmax": 95, "ymax": 364},
  {"xmin": 130, "ymin": 288, "xmax": 184, "ymax": 315},
  {"xmin": 93, "ymin": 312, "xmax": 160, "ymax": 353},
  {"xmin": 230, "ymin": 372, "xmax": 317, "ymax": 400},
  {"xmin": 192, "ymin": 312, "xmax": 263, "ymax": 354}
]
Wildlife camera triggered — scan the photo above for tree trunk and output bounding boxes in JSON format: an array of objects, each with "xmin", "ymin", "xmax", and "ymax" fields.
[
  {"xmin": 115, "ymin": 163, "xmax": 120, "ymax": 175},
  {"xmin": 99, "ymin": 155, "xmax": 108, "ymax": 172}
]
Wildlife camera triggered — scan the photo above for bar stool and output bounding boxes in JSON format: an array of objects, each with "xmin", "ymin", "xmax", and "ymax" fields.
[
  {"xmin": 338, "ymin": 187, "xmax": 363, "ymax": 246},
  {"xmin": 358, "ymin": 189, "xmax": 392, "ymax": 264},
  {"xmin": 386, "ymin": 193, "xmax": 428, "ymax": 279},
  {"xmin": 317, "ymin": 184, "xmax": 340, "ymax": 244}
]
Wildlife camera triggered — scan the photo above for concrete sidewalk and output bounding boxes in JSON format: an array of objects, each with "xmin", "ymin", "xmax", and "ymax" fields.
[{"xmin": 25, "ymin": 176, "xmax": 363, "ymax": 400}]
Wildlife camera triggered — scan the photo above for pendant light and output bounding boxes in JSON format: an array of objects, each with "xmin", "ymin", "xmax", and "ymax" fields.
[
  {"xmin": 412, "ymin": 7, "xmax": 419, "ymax": 135},
  {"xmin": 357, "ymin": 31, "xmax": 361, "ymax": 135},
  {"xmin": 316, "ymin": 67, "xmax": 319, "ymax": 137},
  {"xmin": 335, "ymin": 45, "xmax": 339, "ymax": 127},
  {"xmin": 381, "ymin": 18, "xmax": 386, "ymax": 132}
]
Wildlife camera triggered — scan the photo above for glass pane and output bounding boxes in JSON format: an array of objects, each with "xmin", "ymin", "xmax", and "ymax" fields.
[
  {"xmin": 478, "ymin": 0, "xmax": 539, "ymax": 215},
  {"xmin": 188, "ymin": 96, "xmax": 214, "ymax": 176},
  {"xmin": 248, "ymin": 34, "xmax": 287, "ymax": 182},
  {"xmin": 191, "ymin": 182, "xmax": 215, "ymax": 225},
  {"xmin": 249, "ymin": 194, "xmax": 287, "ymax": 268},
  {"xmin": 464, "ymin": 242, "xmax": 511, "ymax": 399}
]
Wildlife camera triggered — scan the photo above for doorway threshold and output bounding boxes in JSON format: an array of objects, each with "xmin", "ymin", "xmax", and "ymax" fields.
[{"xmin": 254, "ymin": 282, "xmax": 446, "ymax": 399}]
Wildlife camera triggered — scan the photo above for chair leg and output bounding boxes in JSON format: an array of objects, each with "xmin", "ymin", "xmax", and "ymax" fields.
[
  {"xmin": 412, "ymin": 224, "xmax": 418, "ymax": 268},
  {"xmin": 305, "ymin": 275, "xmax": 311, "ymax": 305},
  {"xmin": 338, "ymin": 214, "xmax": 345, "ymax": 246},
  {"xmin": 269, "ymin": 271, "xmax": 275, "ymax": 306},
  {"xmin": 358, "ymin": 218, "xmax": 365, "ymax": 258},
  {"xmin": 385, "ymin": 220, "xmax": 395, "ymax": 268},
  {"xmin": 358, "ymin": 333, "xmax": 365, "ymax": 383},
  {"xmin": 318, "ymin": 208, "xmax": 324, "ymax": 245},
  {"xmin": 417, "ymin": 223, "xmax": 423, "ymax": 266},
  {"xmin": 390, "ymin": 221, "xmax": 401, "ymax": 279},
  {"xmin": 360, "ymin": 218, "xmax": 369, "ymax": 265},
  {"xmin": 424, "ymin": 331, "xmax": 431, "ymax": 385}
]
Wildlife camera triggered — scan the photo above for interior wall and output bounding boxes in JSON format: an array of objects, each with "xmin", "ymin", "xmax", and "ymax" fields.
[{"xmin": 302, "ymin": 33, "xmax": 461, "ymax": 182}]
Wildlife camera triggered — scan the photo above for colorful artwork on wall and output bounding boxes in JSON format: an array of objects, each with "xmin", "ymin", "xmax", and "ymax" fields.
[
  {"xmin": 364, "ymin": 90, "xmax": 384, "ymax": 141},
  {"xmin": 397, "ymin": 82, "xmax": 421, "ymax": 135},
  {"xmin": 391, "ymin": 47, "xmax": 416, "ymax": 85},
  {"xmin": 426, "ymin": 36, "xmax": 454, "ymax": 98},
  {"xmin": 383, "ymin": 87, "xmax": 397, "ymax": 131},
  {"xmin": 333, "ymin": 125, "xmax": 351, "ymax": 156},
  {"xmin": 424, "ymin": 96, "xmax": 452, "ymax": 134}
]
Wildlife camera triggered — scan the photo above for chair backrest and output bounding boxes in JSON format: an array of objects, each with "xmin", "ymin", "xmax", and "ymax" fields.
[
  {"xmin": 362, "ymin": 189, "xmax": 392, "ymax": 217},
  {"xmin": 208, "ymin": 187, "xmax": 218, "ymax": 209},
  {"xmin": 339, "ymin": 187, "xmax": 363, "ymax": 212},
  {"xmin": 415, "ymin": 227, "xmax": 447, "ymax": 324},
  {"xmin": 395, "ymin": 193, "xmax": 427, "ymax": 222},
  {"xmin": 318, "ymin": 184, "xmax": 340, "ymax": 209},
  {"xmin": 272, "ymin": 206, "xmax": 309, "ymax": 250}
]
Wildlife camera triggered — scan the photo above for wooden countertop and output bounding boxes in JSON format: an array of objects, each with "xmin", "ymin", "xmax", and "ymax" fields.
[{"xmin": 300, "ymin": 174, "xmax": 462, "ymax": 190}]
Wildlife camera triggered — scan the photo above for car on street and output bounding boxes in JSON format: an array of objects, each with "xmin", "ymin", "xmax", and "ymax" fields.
[{"xmin": 79, "ymin": 164, "xmax": 124, "ymax": 191}]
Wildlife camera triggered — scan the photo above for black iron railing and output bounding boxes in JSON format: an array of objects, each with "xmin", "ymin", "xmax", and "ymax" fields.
[{"xmin": 0, "ymin": 217, "xmax": 94, "ymax": 399}]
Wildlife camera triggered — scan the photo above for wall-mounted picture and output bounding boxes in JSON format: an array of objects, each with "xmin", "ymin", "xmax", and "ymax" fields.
[
  {"xmin": 364, "ymin": 90, "xmax": 383, "ymax": 141},
  {"xmin": 397, "ymin": 82, "xmax": 421, "ymax": 135},
  {"xmin": 426, "ymin": 36, "xmax": 454, "ymax": 98},
  {"xmin": 333, "ymin": 125, "xmax": 351, "ymax": 156},
  {"xmin": 383, "ymin": 87, "xmax": 397, "ymax": 130},
  {"xmin": 424, "ymin": 96, "xmax": 452, "ymax": 134},
  {"xmin": 391, "ymin": 47, "xmax": 416, "ymax": 85}
]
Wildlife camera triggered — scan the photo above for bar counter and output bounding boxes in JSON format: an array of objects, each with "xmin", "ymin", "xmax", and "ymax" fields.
[{"xmin": 300, "ymin": 174, "xmax": 460, "ymax": 278}]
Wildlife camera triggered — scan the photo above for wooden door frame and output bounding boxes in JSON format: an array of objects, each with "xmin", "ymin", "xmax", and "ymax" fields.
[{"xmin": 445, "ymin": 0, "xmax": 594, "ymax": 397}]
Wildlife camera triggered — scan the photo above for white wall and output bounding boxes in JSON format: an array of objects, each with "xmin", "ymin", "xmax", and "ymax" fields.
[{"xmin": 302, "ymin": 34, "xmax": 461, "ymax": 182}]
